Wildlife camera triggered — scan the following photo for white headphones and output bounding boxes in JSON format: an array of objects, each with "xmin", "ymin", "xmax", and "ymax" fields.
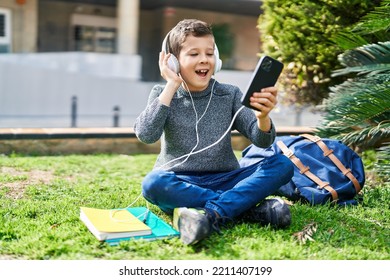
[{"xmin": 161, "ymin": 31, "xmax": 222, "ymax": 74}]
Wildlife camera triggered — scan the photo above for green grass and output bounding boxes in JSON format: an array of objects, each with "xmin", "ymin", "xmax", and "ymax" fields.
[{"xmin": 0, "ymin": 153, "xmax": 389, "ymax": 260}]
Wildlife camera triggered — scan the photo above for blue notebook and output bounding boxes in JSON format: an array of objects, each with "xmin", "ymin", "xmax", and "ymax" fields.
[{"xmin": 105, "ymin": 207, "xmax": 179, "ymax": 245}]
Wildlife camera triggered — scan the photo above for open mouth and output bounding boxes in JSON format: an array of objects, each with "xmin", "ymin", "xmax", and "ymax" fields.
[{"xmin": 195, "ymin": 69, "xmax": 209, "ymax": 77}]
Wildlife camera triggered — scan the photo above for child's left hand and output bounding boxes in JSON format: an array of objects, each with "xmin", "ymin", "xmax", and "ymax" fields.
[{"xmin": 249, "ymin": 86, "xmax": 278, "ymax": 119}]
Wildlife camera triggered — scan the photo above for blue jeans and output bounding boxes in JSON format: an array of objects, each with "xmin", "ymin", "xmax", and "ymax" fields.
[{"xmin": 142, "ymin": 154, "xmax": 294, "ymax": 219}]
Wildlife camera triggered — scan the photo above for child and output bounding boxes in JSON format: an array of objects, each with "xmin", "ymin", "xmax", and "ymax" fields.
[{"xmin": 134, "ymin": 19, "xmax": 294, "ymax": 245}]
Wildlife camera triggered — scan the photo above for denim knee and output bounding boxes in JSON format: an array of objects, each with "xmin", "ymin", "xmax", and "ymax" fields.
[
  {"xmin": 142, "ymin": 170, "xmax": 167, "ymax": 202},
  {"xmin": 142, "ymin": 170, "xmax": 179, "ymax": 201}
]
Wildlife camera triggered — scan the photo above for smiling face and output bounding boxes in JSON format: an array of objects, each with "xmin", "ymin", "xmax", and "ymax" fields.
[{"xmin": 178, "ymin": 35, "xmax": 216, "ymax": 92}]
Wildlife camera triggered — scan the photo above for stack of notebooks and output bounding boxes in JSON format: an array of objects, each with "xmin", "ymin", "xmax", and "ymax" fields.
[{"xmin": 80, "ymin": 206, "xmax": 179, "ymax": 245}]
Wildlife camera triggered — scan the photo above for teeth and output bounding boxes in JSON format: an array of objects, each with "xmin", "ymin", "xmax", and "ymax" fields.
[{"xmin": 197, "ymin": 70, "xmax": 208, "ymax": 73}]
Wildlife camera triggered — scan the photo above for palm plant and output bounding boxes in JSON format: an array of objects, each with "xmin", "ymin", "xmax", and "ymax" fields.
[
  {"xmin": 317, "ymin": 0, "xmax": 390, "ymax": 181},
  {"xmin": 317, "ymin": 42, "xmax": 390, "ymax": 149}
]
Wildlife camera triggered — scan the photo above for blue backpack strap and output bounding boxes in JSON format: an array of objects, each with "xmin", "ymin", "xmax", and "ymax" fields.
[
  {"xmin": 276, "ymin": 140, "xmax": 339, "ymax": 202},
  {"xmin": 300, "ymin": 134, "xmax": 362, "ymax": 193}
]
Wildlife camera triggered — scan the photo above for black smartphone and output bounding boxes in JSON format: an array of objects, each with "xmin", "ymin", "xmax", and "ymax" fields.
[{"xmin": 240, "ymin": 56, "xmax": 284, "ymax": 111}]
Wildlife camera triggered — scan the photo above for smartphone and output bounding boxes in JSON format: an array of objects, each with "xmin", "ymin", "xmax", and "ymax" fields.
[{"xmin": 240, "ymin": 56, "xmax": 284, "ymax": 111}]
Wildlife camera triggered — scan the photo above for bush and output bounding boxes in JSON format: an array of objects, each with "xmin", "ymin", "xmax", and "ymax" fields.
[{"xmin": 258, "ymin": 0, "xmax": 381, "ymax": 106}]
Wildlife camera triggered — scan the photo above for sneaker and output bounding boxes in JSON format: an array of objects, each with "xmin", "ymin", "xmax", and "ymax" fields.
[
  {"xmin": 240, "ymin": 198, "xmax": 291, "ymax": 228},
  {"xmin": 173, "ymin": 207, "xmax": 220, "ymax": 245}
]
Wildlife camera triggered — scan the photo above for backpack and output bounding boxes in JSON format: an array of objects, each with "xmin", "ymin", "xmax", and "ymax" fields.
[{"xmin": 239, "ymin": 134, "xmax": 365, "ymax": 206}]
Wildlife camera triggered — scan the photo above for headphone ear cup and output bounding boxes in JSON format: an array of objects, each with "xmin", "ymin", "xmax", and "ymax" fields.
[
  {"xmin": 214, "ymin": 58, "xmax": 222, "ymax": 73},
  {"xmin": 213, "ymin": 44, "xmax": 222, "ymax": 73},
  {"xmin": 167, "ymin": 55, "xmax": 180, "ymax": 74},
  {"xmin": 162, "ymin": 32, "xmax": 180, "ymax": 74}
]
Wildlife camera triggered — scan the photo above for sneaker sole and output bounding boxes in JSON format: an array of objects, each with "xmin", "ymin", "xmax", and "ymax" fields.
[{"xmin": 177, "ymin": 208, "xmax": 211, "ymax": 245}]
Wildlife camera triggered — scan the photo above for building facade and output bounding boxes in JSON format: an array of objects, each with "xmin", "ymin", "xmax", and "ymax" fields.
[
  {"xmin": 0, "ymin": 0, "xmax": 322, "ymax": 128},
  {"xmin": 0, "ymin": 0, "xmax": 263, "ymax": 81}
]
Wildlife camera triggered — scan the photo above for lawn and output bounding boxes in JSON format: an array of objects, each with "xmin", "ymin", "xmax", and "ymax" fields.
[{"xmin": 0, "ymin": 152, "xmax": 389, "ymax": 260}]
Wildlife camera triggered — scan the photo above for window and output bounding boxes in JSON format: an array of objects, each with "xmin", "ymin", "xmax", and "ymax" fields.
[
  {"xmin": 71, "ymin": 14, "xmax": 116, "ymax": 53},
  {"xmin": 0, "ymin": 14, "xmax": 5, "ymax": 37},
  {"xmin": 0, "ymin": 8, "xmax": 11, "ymax": 53}
]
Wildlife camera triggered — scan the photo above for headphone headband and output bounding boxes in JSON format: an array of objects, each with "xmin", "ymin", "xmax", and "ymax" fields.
[{"xmin": 161, "ymin": 32, "xmax": 222, "ymax": 74}]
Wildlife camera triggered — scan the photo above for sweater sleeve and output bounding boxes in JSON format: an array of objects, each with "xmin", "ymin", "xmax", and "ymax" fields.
[{"xmin": 133, "ymin": 85, "xmax": 170, "ymax": 144}]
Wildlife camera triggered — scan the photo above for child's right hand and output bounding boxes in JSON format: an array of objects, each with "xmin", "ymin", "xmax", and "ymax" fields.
[
  {"xmin": 159, "ymin": 52, "xmax": 183, "ymax": 87},
  {"xmin": 158, "ymin": 52, "xmax": 182, "ymax": 106}
]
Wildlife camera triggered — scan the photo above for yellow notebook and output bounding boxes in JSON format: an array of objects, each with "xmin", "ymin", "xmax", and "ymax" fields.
[{"xmin": 80, "ymin": 207, "xmax": 152, "ymax": 241}]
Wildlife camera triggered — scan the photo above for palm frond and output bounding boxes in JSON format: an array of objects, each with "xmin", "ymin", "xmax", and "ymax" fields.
[
  {"xmin": 333, "ymin": 64, "xmax": 390, "ymax": 77},
  {"xmin": 319, "ymin": 120, "xmax": 390, "ymax": 149},
  {"xmin": 375, "ymin": 143, "xmax": 390, "ymax": 180},
  {"xmin": 334, "ymin": 41, "xmax": 390, "ymax": 70},
  {"xmin": 336, "ymin": 122, "xmax": 390, "ymax": 148},
  {"xmin": 352, "ymin": 0, "xmax": 390, "ymax": 36},
  {"xmin": 318, "ymin": 73, "xmax": 390, "ymax": 148},
  {"xmin": 334, "ymin": 31, "xmax": 369, "ymax": 50},
  {"xmin": 322, "ymin": 77, "xmax": 390, "ymax": 125}
]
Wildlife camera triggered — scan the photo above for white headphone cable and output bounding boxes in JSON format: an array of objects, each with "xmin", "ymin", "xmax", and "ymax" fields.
[
  {"xmin": 164, "ymin": 105, "xmax": 244, "ymax": 165},
  {"xmin": 162, "ymin": 79, "xmax": 215, "ymax": 170},
  {"xmin": 109, "ymin": 193, "xmax": 151, "ymax": 223},
  {"xmin": 158, "ymin": 103, "xmax": 245, "ymax": 170}
]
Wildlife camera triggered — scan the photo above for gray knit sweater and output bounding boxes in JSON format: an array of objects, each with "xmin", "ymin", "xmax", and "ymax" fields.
[{"xmin": 134, "ymin": 79, "xmax": 276, "ymax": 172}]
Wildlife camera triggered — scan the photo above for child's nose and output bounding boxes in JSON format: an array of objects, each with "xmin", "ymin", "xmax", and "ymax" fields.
[{"xmin": 199, "ymin": 53, "xmax": 210, "ymax": 63}]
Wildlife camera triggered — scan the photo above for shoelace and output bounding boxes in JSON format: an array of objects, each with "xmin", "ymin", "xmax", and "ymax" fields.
[{"xmin": 205, "ymin": 210, "xmax": 234, "ymax": 235}]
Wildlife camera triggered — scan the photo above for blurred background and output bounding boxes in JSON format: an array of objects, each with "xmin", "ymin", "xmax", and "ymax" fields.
[{"xmin": 0, "ymin": 0, "xmax": 322, "ymax": 129}]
